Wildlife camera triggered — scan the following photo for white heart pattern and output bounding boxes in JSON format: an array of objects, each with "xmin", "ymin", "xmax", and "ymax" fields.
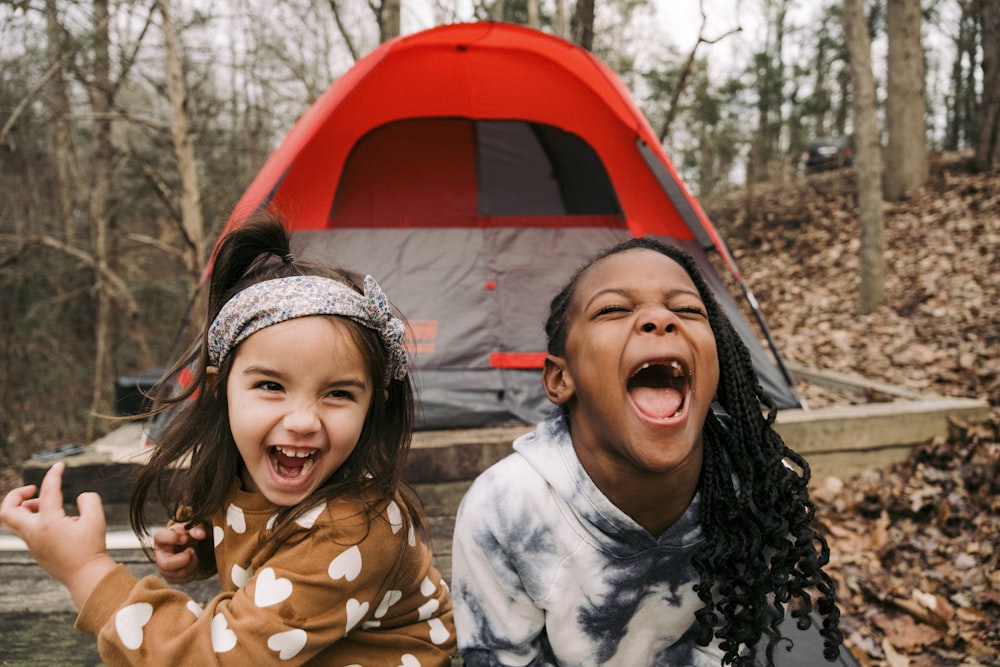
[
  {"xmin": 417, "ymin": 598, "xmax": 439, "ymax": 621},
  {"xmin": 408, "ymin": 524, "xmax": 416, "ymax": 547},
  {"xmin": 267, "ymin": 628, "xmax": 307, "ymax": 660},
  {"xmin": 213, "ymin": 525, "xmax": 224, "ymax": 547},
  {"xmin": 345, "ymin": 598, "xmax": 369, "ymax": 633},
  {"xmin": 387, "ymin": 500, "xmax": 403, "ymax": 534},
  {"xmin": 295, "ymin": 502, "xmax": 326, "ymax": 529},
  {"xmin": 399, "ymin": 654, "xmax": 421, "ymax": 667},
  {"xmin": 374, "ymin": 589, "xmax": 402, "ymax": 618},
  {"xmin": 226, "ymin": 504, "xmax": 246, "ymax": 534},
  {"xmin": 419, "ymin": 576, "xmax": 436, "ymax": 597},
  {"xmin": 255, "ymin": 567, "xmax": 294, "ymax": 607},
  {"xmin": 186, "ymin": 600, "xmax": 204, "ymax": 618},
  {"xmin": 328, "ymin": 545, "xmax": 363, "ymax": 582},
  {"xmin": 231, "ymin": 563, "xmax": 250, "ymax": 588},
  {"xmin": 211, "ymin": 613, "xmax": 238, "ymax": 653},
  {"xmin": 115, "ymin": 602, "xmax": 153, "ymax": 650},
  {"xmin": 427, "ymin": 617, "xmax": 450, "ymax": 645}
]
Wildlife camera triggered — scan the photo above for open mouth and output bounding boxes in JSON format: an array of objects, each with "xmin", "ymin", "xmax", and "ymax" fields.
[
  {"xmin": 269, "ymin": 445, "xmax": 317, "ymax": 480},
  {"xmin": 627, "ymin": 359, "xmax": 689, "ymax": 420}
]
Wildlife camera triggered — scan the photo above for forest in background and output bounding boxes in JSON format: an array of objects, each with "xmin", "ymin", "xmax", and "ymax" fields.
[{"xmin": 1, "ymin": 0, "xmax": 998, "ymax": 472}]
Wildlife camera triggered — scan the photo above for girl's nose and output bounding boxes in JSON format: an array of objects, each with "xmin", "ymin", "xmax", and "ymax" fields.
[
  {"xmin": 283, "ymin": 403, "xmax": 321, "ymax": 434},
  {"xmin": 638, "ymin": 308, "xmax": 677, "ymax": 334}
]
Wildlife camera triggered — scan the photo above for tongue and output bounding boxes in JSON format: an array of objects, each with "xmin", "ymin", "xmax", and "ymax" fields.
[
  {"xmin": 274, "ymin": 451, "xmax": 307, "ymax": 478},
  {"xmin": 630, "ymin": 386, "xmax": 683, "ymax": 419}
]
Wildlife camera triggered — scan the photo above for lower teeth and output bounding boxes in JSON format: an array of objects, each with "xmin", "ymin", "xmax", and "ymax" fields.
[{"xmin": 275, "ymin": 456, "xmax": 314, "ymax": 478}]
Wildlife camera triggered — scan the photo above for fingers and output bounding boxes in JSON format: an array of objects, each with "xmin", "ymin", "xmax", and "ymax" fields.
[
  {"xmin": 154, "ymin": 524, "xmax": 189, "ymax": 550},
  {"xmin": 153, "ymin": 523, "xmax": 205, "ymax": 584},
  {"xmin": 154, "ymin": 540, "xmax": 197, "ymax": 583},
  {"xmin": 75, "ymin": 491, "xmax": 107, "ymax": 534},
  {"xmin": 157, "ymin": 550, "xmax": 197, "ymax": 583},
  {"xmin": 1, "ymin": 484, "xmax": 38, "ymax": 515},
  {"xmin": 187, "ymin": 523, "xmax": 207, "ymax": 541},
  {"xmin": 37, "ymin": 462, "xmax": 66, "ymax": 513}
]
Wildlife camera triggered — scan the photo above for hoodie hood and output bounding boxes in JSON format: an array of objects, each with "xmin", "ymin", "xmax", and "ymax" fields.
[{"xmin": 512, "ymin": 407, "xmax": 704, "ymax": 554}]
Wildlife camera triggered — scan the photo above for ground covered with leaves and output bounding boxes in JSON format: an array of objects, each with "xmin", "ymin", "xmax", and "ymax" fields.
[{"xmin": 704, "ymin": 151, "xmax": 999, "ymax": 666}]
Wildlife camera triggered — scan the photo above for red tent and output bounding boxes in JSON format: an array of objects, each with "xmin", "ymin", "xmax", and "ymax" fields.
[{"xmin": 220, "ymin": 21, "xmax": 799, "ymax": 428}]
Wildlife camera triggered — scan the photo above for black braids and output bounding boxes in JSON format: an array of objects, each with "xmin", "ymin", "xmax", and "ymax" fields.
[
  {"xmin": 691, "ymin": 415, "xmax": 727, "ymax": 645},
  {"xmin": 682, "ymin": 265, "xmax": 774, "ymax": 664},
  {"xmin": 666, "ymin": 248, "xmax": 842, "ymax": 664}
]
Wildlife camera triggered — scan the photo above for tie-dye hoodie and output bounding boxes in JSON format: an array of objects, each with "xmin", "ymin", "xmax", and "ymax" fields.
[{"xmin": 451, "ymin": 407, "xmax": 726, "ymax": 666}]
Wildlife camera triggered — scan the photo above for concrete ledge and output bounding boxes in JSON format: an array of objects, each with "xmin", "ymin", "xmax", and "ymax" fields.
[
  {"xmin": 775, "ymin": 396, "xmax": 991, "ymax": 480},
  {"xmin": 20, "ymin": 422, "xmax": 528, "ymax": 500},
  {"xmin": 407, "ymin": 425, "xmax": 527, "ymax": 483},
  {"xmin": 18, "ymin": 371, "xmax": 992, "ymax": 494}
]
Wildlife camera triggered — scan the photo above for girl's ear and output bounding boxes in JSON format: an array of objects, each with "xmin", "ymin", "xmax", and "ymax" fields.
[
  {"xmin": 542, "ymin": 355, "xmax": 574, "ymax": 405},
  {"xmin": 205, "ymin": 366, "xmax": 220, "ymax": 392}
]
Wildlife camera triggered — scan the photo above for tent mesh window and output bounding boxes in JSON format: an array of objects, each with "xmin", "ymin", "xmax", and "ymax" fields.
[{"xmin": 332, "ymin": 118, "xmax": 623, "ymax": 227}]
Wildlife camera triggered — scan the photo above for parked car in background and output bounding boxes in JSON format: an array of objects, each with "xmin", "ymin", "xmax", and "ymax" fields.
[{"xmin": 804, "ymin": 136, "xmax": 854, "ymax": 173}]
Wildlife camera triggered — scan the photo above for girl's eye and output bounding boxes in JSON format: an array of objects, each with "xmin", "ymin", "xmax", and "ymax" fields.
[
  {"xmin": 327, "ymin": 389, "xmax": 355, "ymax": 401},
  {"xmin": 674, "ymin": 306, "xmax": 707, "ymax": 317},
  {"xmin": 255, "ymin": 380, "xmax": 283, "ymax": 392},
  {"xmin": 595, "ymin": 304, "xmax": 630, "ymax": 316}
]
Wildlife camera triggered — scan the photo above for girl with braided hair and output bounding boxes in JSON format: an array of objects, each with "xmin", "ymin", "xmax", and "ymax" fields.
[
  {"xmin": 451, "ymin": 237, "xmax": 842, "ymax": 666},
  {"xmin": 1, "ymin": 214, "xmax": 456, "ymax": 665}
]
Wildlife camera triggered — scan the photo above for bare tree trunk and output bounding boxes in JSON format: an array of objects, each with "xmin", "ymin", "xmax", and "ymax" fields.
[
  {"xmin": 379, "ymin": 0, "xmax": 401, "ymax": 43},
  {"xmin": 44, "ymin": 0, "xmax": 81, "ymax": 243},
  {"xmin": 554, "ymin": 0, "xmax": 568, "ymax": 38},
  {"xmin": 157, "ymin": 0, "xmax": 206, "ymax": 280},
  {"xmin": 87, "ymin": 0, "xmax": 115, "ymax": 432},
  {"xmin": 844, "ymin": 0, "xmax": 886, "ymax": 314},
  {"xmin": 528, "ymin": 0, "xmax": 540, "ymax": 28},
  {"xmin": 570, "ymin": 0, "xmax": 595, "ymax": 51},
  {"xmin": 885, "ymin": 0, "xmax": 928, "ymax": 200},
  {"xmin": 976, "ymin": 0, "xmax": 1000, "ymax": 169}
]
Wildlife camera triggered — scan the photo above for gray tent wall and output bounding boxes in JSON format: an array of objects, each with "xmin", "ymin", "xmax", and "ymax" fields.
[{"xmin": 292, "ymin": 225, "xmax": 798, "ymax": 430}]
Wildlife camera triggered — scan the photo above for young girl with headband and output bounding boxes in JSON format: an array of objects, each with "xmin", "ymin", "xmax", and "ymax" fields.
[{"xmin": 1, "ymin": 215, "xmax": 457, "ymax": 665}]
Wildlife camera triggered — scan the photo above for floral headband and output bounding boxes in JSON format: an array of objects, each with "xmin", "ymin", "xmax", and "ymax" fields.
[{"xmin": 207, "ymin": 275, "xmax": 409, "ymax": 383}]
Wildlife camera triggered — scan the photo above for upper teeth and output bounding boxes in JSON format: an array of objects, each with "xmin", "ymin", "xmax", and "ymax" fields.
[
  {"xmin": 274, "ymin": 446, "xmax": 313, "ymax": 458},
  {"xmin": 639, "ymin": 361, "xmax": 684, "ymax": 376}
]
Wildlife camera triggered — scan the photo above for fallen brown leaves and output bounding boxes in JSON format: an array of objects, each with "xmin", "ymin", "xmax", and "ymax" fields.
[
  {"xmin": 812, "ymin": 415, "xmax": 1000, "ymax": 666},
  {"xmin": 705, "ymin": 151, "xmax": 999, "ymax": 409},
  {"xmin": 704, "ymin": 151, "xmax": 1000, "ymax": 666}
]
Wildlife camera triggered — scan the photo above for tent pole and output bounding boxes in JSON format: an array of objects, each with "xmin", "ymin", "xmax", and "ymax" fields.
[{"xmin": 736, "ymin": 281, "xmax": 800, "ymax": 402}]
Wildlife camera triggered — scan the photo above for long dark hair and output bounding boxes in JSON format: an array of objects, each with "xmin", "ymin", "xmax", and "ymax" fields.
[
  {"xmin": 545, "ymin": 236, "xmax": 842, "ymax": 666},
  {"xmin": 130, "ymin": 212, "xmax": 422, "ymax": 555}
]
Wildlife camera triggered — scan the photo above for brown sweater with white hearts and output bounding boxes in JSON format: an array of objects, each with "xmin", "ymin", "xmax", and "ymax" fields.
[{"xmin": 77, "ymin": 483, "xmax": 456, "ymax": 666}]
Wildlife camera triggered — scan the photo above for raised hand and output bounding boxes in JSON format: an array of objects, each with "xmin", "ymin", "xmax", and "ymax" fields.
[{"xmin": 0, "ymin": 462, "xmax": 118, "ymax": 608}]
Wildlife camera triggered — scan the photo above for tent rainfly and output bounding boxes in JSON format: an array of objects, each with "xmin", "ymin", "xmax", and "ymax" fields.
[{"xmin": 218, "ymin": 21, "xmax": 800, "ymax": 429}]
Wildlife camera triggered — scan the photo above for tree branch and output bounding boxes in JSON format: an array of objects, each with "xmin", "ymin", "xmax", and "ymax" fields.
[
  {"xmin": 1, "ymin": 12, "xmax": 113, "ymax": 145},
  {"xmin": 0, "ymin": 234, "xmax": 133, "ymax": 306},
  {"xmin": 658, "ymin": 1, "xmax": 742, "ymax": 143},
  {"xmin": 125, "ymin": 232, "xmax": 187, "ymax": 261},
  {"xmin": 328, "ymin": 0, "xmax": 361, "ymax": 62}
]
